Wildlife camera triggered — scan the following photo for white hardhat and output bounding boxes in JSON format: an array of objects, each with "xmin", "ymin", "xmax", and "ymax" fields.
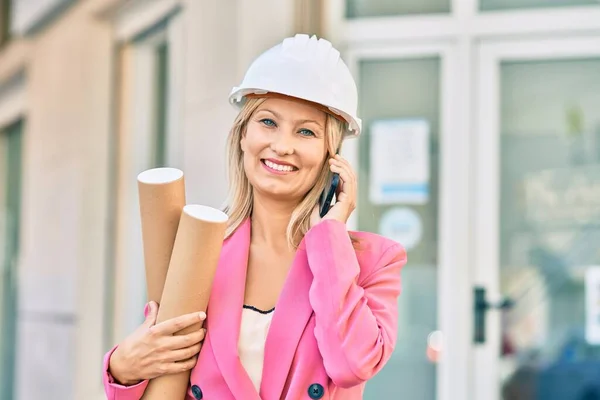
[{"xmin": 229, "ymin": 34, "xmax": 362, "ymax": 137}]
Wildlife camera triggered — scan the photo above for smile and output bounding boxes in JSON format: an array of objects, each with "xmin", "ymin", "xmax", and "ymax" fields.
[{"xmin": 261, "ymin": 159, "xmax": 298, "ymax": 174}]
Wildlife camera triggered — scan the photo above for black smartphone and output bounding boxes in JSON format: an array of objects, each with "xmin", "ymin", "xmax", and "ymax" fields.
[{"xmin": 319, "ymin": 172, "xmax": 340, "ymax": 218}]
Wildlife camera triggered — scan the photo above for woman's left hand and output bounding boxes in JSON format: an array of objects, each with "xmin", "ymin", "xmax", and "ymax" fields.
[{"xmin": 311, "ymin": 154, "xmax": 357, "ymax": 227}]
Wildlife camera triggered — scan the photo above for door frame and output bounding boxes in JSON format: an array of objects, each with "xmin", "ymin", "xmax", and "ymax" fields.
[
  {"xmin": 344, "ymin": 42, "xmax": 471, "ymax": 400},
  {"xmin": 472, "ymin": 35, "xmax": 600, "ymax": 400}
]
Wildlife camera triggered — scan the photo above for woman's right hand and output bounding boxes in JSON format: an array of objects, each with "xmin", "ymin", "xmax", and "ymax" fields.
[{"xmin": 108, "ymin": 301, "xmax": 207, "ymax": 386}]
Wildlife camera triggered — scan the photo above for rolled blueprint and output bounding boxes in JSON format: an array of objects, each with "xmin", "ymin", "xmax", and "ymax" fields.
[
  {"xmin": 142, "ymin": 205, "xmax": 229, "ymax": 400},
  {"xmin": 137, "ymin": 167, "xmax": 186, "ymax": 304}
]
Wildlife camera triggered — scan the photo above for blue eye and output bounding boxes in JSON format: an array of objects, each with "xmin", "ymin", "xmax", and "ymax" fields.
[
  {"xmin": 299, "ymin": 129, "xmax": 315, "ymax": 137},
  {"xmin": 260, "ymin": 118, "xmax": 276, "ymax": 127}
]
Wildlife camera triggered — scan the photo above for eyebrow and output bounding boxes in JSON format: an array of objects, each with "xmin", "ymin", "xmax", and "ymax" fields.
[
  {"xmin": 257, "ymin": 108, "xmax": 324, "ymax": 130},
  {"xmin": 297, "ymin": 119, "xmax": 324, "ymax": 129}
]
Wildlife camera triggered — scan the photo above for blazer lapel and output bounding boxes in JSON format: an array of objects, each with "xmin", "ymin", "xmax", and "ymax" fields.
[
  {"xmin": 260, "ymin": 239, "xmax": 314, "ymax": 400},
  {"xmin": 206, "ymin": 219, "xmax": 260, "ymax": 399}
]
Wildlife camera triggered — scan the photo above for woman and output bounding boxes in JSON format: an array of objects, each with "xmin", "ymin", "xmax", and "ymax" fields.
[{"xmin": 103, "ymin": 34, "xmax": 406, "ymax": 400}]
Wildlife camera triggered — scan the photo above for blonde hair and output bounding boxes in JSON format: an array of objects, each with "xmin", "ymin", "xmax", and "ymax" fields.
[{"xmin": 223, "ymin": 97, "xmax": 345, "ymax": 249}]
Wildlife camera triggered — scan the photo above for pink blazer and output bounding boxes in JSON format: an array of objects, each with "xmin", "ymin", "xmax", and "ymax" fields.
[{"xmin": 103, "ymin": 219, "xmax": 406, "ymax": 400}]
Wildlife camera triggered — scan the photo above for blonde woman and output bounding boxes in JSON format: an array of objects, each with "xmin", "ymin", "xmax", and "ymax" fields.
[{"xmin": 103, "ymin": 34, "xmax": 406, "ymax": 400}]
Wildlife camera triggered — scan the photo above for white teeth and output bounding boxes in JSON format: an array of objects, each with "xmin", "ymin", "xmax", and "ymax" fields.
[{"xmin": 264, "ymin": 160, "xmax": 294, "ymax": 172}]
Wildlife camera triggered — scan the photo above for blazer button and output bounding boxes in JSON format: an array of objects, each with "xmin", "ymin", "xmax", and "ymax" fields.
[
  {"xmin": 191, "ymin": 384, "xmax": 203, "ymax": 399},
  {"xmin": 308, "ymin": 383, "xmax": 324, "ymax": 399}
]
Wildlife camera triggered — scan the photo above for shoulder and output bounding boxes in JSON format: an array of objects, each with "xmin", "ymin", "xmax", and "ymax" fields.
[
  {"xmin": 305, "ymin": 219, "xmax": 406, "ymax": 263},
  {"xmin": 350, "ymin": 230, "xmax": 407, "ymax": 284},
  {"xmin": 350, "ymin": 229, "xmax": 407, "ymax": 268}
]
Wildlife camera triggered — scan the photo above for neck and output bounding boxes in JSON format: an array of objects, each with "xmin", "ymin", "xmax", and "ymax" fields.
[{"xmin": 250, "ymin": 192, "xmax": 297, "ymax": 249}]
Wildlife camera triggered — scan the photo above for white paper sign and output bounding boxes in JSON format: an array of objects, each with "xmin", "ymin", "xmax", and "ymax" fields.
[
  {"xmin": 585, "ymin": 266, "xmax": 600, "ymax": 345},
  {"xmin": 369, "ymin": 119, "xmax": 430, "ymax": 205}
]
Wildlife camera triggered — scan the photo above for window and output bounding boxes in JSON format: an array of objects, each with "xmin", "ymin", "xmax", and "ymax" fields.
[
  {"xmin": 0, "ymin": 0, "xmax": 12, "ymax": 47},
  {"xmin": 497, "ymin": 58, "xmax": 600, "ymax": 399},
  {"xmin": 480, "ymin": 0, "xmax": 597, "ymax": 11},
  {"xmin": 346, "ymin": 0, "xmax": 450, "ymax": 18},
  {"xmin": 357, "ymin": 57, "xmax": 441, "ymax": 399}
]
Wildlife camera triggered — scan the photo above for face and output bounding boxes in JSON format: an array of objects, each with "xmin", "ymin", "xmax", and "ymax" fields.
[{"xmin": 240, "ymin": 97, "xmax": 328, "ymax": 202}]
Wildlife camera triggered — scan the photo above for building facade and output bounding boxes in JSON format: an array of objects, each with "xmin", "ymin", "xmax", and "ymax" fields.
[{"xmin": 1, "ymin": 0, "xmax": 600, "ymax": 399}]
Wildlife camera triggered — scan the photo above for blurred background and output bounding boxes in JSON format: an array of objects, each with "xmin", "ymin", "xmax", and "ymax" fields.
[{"xmin": 1, "ymin": 0, "xmax": 600, "ymax": 399}]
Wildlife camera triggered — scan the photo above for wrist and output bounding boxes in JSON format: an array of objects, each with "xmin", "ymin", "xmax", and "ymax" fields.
[{"xmin": 109, "ymin": 347, "xmax": 141, "ymax": 386}]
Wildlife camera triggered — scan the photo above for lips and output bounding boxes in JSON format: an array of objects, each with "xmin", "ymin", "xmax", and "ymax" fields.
[{"xmin": 261, "ymin": 159, "xmax": 298, "ymax": 173}]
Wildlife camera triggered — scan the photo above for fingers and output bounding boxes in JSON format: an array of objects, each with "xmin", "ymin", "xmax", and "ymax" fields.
[
  {"xmin": 329, "ymin": 164, "xmax": 347, "ymax": 187},
  {"xmin": 142, "ymin": 301, "xmax": 159, "ymax": 328},
  {"xmin": 329, "ymin": 155, "xmax": 356, "ymax": 204},
  {"xmin": 165, "ymin": 328, "xmax": 206, "ymax": 350},
  {"xmin": 155, "ymin": 354, "xmax": 199, "ymax": 377},
  {"xmin": 162, "ymin": 342, "xmax": 203, "ymax": 363},
  {"xmin": 169, "ymin": 355, "xmax": 199, "ymax": 374},
  {"xmin": 336, "ymin": 191, "xmax": 349, "ymax": 204},
  {"xmin": 329, "ymin": 156, "xmax": 355, "ymax": 186},
  {"xmin": 144, "ymin": 327, "xmax": 205, "ymax": 380},
  {"xmin": 151, "ymin": 311, "xmax": 206, "ymax": 336}
]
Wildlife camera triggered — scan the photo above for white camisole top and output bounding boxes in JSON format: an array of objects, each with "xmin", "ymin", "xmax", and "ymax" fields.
[{"xmin": 237, "ymin": 305, "xmax": 275, "ymax": 392}]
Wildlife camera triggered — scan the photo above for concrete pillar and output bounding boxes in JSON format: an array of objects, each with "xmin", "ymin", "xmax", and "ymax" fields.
[{"xmin": 12, "ymin": 2, "xmax": 114, "ymax": 399}]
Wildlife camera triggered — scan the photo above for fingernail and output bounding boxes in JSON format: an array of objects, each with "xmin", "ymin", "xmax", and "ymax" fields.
[{"xmin": 199, "ymin": 311, "xmax": 206, "ymax": 320}]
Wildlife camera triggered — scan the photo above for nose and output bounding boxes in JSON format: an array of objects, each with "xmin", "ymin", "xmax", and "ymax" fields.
[{"xmin": 270, "ymin": 129, "xmax": 295, "ymax": 156}]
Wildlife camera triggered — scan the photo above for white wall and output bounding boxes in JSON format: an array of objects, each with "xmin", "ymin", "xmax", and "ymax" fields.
[
  {"xmin": 182, "ymin": 0, "xmax": 297, "ymax": 209},
  {"xmin": 1, "ymin": 1, "xmax": 304, "ymax": 399}
]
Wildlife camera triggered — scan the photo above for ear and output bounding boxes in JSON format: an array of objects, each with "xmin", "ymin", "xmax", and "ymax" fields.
[{"xmin": 240, "ymin": 135, "xmax": 247, "ymax": 152}]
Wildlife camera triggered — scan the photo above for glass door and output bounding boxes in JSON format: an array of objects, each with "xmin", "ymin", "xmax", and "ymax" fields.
[
  {"xmin": 345, "ymin": 43, "xmax": 469, "ymax": 400},
  {"xmin": 473, "ymin": 37, "xmax": 600, "ymax": 400}
]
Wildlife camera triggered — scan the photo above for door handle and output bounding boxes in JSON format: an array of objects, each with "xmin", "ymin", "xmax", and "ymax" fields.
[{"xmin": 473, "ymin": 286, "xmax": 514, "ymax": 344}]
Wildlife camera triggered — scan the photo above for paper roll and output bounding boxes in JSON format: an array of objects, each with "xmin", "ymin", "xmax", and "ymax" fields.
[
  {"xmin": 142, "ymin": 205, "xmax": 228, "ymax": 400},
  {"xmin": 137, "ymin": 168, "xmax": 186, "ymax": 304}
]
